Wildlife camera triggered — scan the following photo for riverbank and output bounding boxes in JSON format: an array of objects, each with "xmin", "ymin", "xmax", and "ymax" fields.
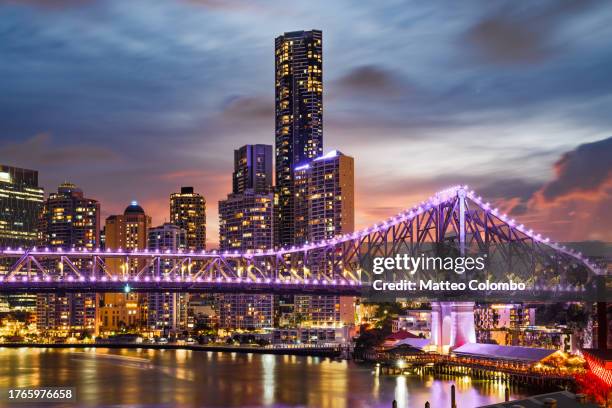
[{"xmin": 0, "ymin": 342, "xmax": 343, "ymax": 357}]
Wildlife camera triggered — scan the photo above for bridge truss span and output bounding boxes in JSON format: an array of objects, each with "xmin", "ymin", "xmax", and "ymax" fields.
[{"xmin": 0, "ymin": 186, "xmax": 606, "ymax": 297}]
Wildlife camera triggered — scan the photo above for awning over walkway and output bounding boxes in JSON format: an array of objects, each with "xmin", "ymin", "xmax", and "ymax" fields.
[{"xmin": 453, "ymin": 343, "xmax": 559, "ymax": 364}]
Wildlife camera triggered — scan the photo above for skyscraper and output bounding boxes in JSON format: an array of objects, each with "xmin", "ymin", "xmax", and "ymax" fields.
[
  {"xmin": 170, "ymin": 187, "xmax": 206, "ymax": 250},
  {"xmin": 37, "ymin": 183, "xmax": 100, "ymax": 334},
  {"xmin": 0, "ymin": 165, "xmax": 44, "ymax": 311},
  {"xmin": 147, "ymin": 223, "xmax": 188, "ymax": 333},
  {"xmin": 218, "ymin": 144, "xmax": 275, "ymax": 330},
  {"xmin": 233, "ymin": 144, "xmax": 273, "ymax": 195},
  {"xmin": 275, "ymin": 30, "xmax": 323, "ymax": 246}
]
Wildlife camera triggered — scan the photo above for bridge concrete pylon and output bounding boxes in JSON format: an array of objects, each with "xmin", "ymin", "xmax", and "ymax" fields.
[{"xmin": 430, "ymin": 301, "xmax": 476, "ymax": 354}]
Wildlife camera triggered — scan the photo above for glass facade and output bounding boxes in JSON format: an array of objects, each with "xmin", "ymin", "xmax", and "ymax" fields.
[
  {"xmin": 0, "ymin": 165, "xmax": 44, "ymax": 311},
  {"xmin": 0, "ymin": 165, "xmax": 44, "ymax": 250}
]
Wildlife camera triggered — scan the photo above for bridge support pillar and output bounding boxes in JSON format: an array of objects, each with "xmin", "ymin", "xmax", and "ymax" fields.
[{"xmin": 430, "ymin": 301, "xmax": 476, "ymax": 353}]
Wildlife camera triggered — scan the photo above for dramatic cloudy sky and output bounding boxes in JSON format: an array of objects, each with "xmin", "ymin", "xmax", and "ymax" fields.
[{"xmin": 1, "ymin": 0, "xmax": 611, "ymax": 246}]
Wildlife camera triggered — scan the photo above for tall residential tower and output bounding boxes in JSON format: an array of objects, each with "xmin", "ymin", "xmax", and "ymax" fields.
[
  {"xmin": 294, "ymin": 150, "xmax": 354, "ymax": 245},
  {"xmin": 218, "ymin": 144, "xmax": 275, "ymax": 330},
  {"xmin": 38, "ymin": 182, "xmax": 100, "ymax": 250},
  {"xmin": 170, "ymin": 187, "xmax": 206, "ymax": 250},
  {"xmin": 220, "ymin": 144, "xmax": 275, "ymax": 251},
  {"xmin": 275, "ymin": 30, "xmax": 323, "ymax": 246},
  {"xmin": 233, "ymin": 144, "xmax": 273, "ymax": 195},
  {"xmin": 37, "ymin": 183, "xmax": 100, "ymax": 333},
  {"xmin": 294, "ymin": 150, "xmax": 356, "ymax": 328}
]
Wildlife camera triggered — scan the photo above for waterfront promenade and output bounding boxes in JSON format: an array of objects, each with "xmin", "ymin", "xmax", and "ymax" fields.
[
  {"xmin": 359, "ymin": 350, "xmax": 579, "ymax": 390},
  {"xmin": 0, "ymin": 342, "xmax": 344, "ymax": 357}
]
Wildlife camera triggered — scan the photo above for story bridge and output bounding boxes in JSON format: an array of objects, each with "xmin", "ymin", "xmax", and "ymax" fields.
[{"xmin": 0, "ymin": 186, "xmax": 607, "ymax": 301}]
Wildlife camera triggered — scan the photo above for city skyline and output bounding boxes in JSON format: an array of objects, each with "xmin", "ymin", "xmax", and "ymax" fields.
[{"xmin": 1, "ymin": 1, "xmax": 612, "ymax": 246}]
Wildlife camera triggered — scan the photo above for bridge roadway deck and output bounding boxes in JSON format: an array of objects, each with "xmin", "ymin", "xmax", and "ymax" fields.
[{"xmin": 0, "ymin": 280, "xmax": 363, "ymax": 295}]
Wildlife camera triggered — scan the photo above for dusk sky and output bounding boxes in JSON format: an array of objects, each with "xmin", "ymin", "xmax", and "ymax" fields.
[{"xmin": 1, "ymin": 0, "xmax": 611, "ymax": 246}]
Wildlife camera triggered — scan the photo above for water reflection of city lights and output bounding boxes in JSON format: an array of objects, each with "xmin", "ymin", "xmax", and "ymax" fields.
[
  {"xmin": 262, "ymin": 354, "xmax": 276, "ymax": 406},
  {"xmin": 395, "ymin": 375, "xmax": 407, "ymax": 408}
]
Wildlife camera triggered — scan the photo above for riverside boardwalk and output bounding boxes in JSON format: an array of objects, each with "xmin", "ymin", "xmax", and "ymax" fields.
[
  {"xmin": 361, "ymin": 343, "xmax": 579, "ymax": 390},
  {"xmin": 0, "ymin": 342, "xmax": 343, "ymax": 357}
]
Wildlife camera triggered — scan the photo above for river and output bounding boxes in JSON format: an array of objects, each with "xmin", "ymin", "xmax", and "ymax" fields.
[{"xmin": 0, "ymin": 347, "xmax": 530, "ymax": 407}]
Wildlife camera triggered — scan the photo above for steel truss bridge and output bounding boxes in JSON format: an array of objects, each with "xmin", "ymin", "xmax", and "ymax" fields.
[{"xmin": 0, "ymin": 186, "xmax": 607, "ymax": 299}]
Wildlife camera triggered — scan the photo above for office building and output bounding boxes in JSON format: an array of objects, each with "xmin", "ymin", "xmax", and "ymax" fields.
[
  {"xmin": 147, "ymin": 223, "xmax": 188, "ymax": 333},
  {"xmin": 275, "ymin": 30, "xmax": 323, "ymax": 246},
  {"xmin": 36, "ymin": 183, "xmax": 100, "ymax": 334},
  {"xmin": 170, "ymin": 187, "xmax": 206, "ymax": 251},
  {"xmin": 0, "ymin": 165, "xmax": 44, "ymax": 249},
  {"xmin": 0, "ymin": 165, "xmax": 44, "ymax": 311}
]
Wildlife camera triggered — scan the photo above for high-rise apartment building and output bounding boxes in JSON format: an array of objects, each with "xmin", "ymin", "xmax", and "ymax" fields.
[
  {"xmin": 38, "ymin": 182, "xmax": 100, "ymax": 249},
  {"xmin": 0, "ymin": 165, "xmax": 44, "ymax": 311},
  {"xmin": 105, "ymin": 202, "xmax": 151, "ymax": 258},
  {"xmin": 100, "ymin": 202, "xmax": 151, "ymax": 331},
  {"xmin": 275, "ymin": 30, "xmax": 323, "ymax": 246},
  {"xmin": 218, "ymin": 294, "xmax": 273, "ymax": 330},
  {"xmin": 233, "ymin": 144, "xmax": 273, "ymax": 195},
  {"xmin": 294, "ymin": 150, "xmax": 354, "ymax": 245},
  {"xmin": 293, "ymin": 150, "xmax": 356, "ymax": 328},
  {"xmin": 218, "ymin": 144, "xmax": 275, "ymax": 330},
  {"xmin": 219, "ymin": 191, "xmax": 274, "ymax": 251},
  {"xmin": 147, "ymin": 223, "xmax": 188, "ymax": 333},
  {"xmin": 37, "ymin": 183, "xmax": 100, "ymax": 334},
  {"xmin": 170, "ymin": 187, "xmax": 206, "ymax": 251},
  {"xmin": 147, "ymin": 223, "xmax": 186, "ymax": 251},
  {"xmin": 220, "ymin": 144, "xmax": 275, "ymax": 251}
]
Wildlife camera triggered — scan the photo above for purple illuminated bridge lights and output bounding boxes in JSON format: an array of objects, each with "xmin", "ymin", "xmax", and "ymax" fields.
[{"xmin": 0, "ymin": 185, "xmax": 604, "ymax": 293}]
